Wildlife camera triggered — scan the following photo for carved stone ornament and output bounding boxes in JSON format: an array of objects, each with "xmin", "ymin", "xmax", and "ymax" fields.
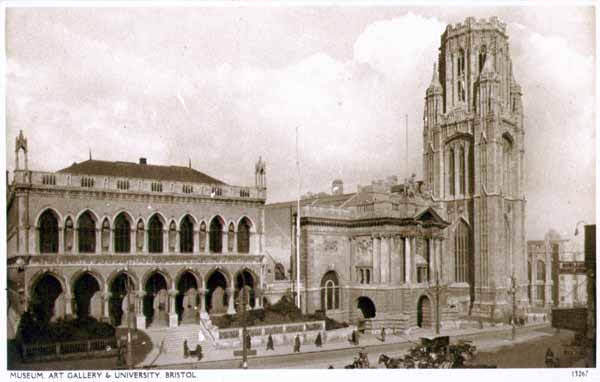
[{"xmin": 323, "ymin": 239, "xmax": 338, "ymax": 252}]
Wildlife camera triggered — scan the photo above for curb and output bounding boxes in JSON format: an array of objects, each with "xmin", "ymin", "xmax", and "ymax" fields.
[{"xmin": 143, "ymin": 323, "xmax": 551, "ymax": 369}]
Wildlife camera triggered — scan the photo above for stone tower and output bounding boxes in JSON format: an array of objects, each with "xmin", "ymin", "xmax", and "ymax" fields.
[{"xmin": 422, "ymin": 17, "xmax": 527, "ymax": 317}]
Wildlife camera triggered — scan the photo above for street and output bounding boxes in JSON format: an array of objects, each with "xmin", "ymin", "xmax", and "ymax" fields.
[{"xmin": 11, "ymin": 324, "xmax": 584, "ymax": 370}]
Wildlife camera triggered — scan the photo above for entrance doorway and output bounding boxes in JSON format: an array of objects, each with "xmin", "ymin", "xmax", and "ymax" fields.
[
  {"xmin": 417, "ymin": 295, "xmax": 432, "ymax": 328},
  {"xmin": 356, "ymin": 296, "xmax": 376, "ymax": 319}
]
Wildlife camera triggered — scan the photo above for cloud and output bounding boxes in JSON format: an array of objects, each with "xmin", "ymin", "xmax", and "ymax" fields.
[{"xmin": 5, "ymin": 10, "xmax": 595, "ymax": 240}]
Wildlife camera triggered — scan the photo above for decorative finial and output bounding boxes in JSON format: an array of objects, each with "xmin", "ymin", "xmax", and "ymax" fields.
[
  {"xmin": 188, "ymin": 157, "xmax": 191, "ymax": 168},
  {"xmin": 89, "ymin": 148, "xmax": 92, "ymax": 160}
]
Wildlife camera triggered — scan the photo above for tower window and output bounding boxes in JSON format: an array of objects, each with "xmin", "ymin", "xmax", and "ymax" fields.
[
  {"xmin": 449, "ymin": 148, "xmax": 455, "ymax": 196},
  {"xmin": 459, "ymin": 146, "xmax": 466, "ymax": 195},
  {"xmin": 479, "ymin": 45, "xmax": 487, "ymax": 73},
  {"xmin": 454, "ymin": 221, "xmax": 470, "ymax": 283}
]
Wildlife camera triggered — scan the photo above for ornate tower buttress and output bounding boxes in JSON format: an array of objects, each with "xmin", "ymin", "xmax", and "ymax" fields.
[{"xmin": 422, "ymin": 17, "xmax": 527, "ymax": 318}]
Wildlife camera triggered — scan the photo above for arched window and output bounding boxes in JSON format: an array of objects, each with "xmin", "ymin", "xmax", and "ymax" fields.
[
  {"xmin": 274, "ymin": 263, "xmax": 286, "ymax": 280},
  {"xmin": 209, "ymin": 218, "xmax": 223, "ymax": 253},
  {"xmin": 39, "ymin": 210, "xmax": 59, "ymax": 253},
  {"xmin": 502, "ymin": 136, "xmax": 512, "ymax": 195},
  {"xmin": 458, "ymin": 48, "xmax": 466, "ymax": 102},
  {"xmin": 180, "ymin": 216, "xmax": 194, "ymax": 253},
  {"xmin": 78, "ymin": 212, "xmax": 96, "ymax": 253},
  {"xmin": 101, "ymin": 219, "xmax": 110, "ymax": 251},
  {"xmin": 237, "ymin": 218, "xmax": 251, "ymax": 254},
  {"xmin": 64, "ymin": 217, "xmax": 74, "ymax": 252},
  {"xmin": 227, "ymin": 223, "xmax": 235, "ymax": 252},
  {"xmin": 136, "ymin": 220, "xmax": 144, "ymax": 251},
  {"xmin": 459, "ymin": 146, "xmax": 465, "ymax": 195},
  {"xmin": 168, "ymin": 221, "xmax": 177, "ymax": 251},
  {"xmin": 148, "ymin": 215, "xmax": 163, "ymax": 253},
  {"xmin": 114, "ymin": 214, "xmax": 131, "ymax": 253},
  {"xmin": 449, "ymin": 148, "xmax": 455, "ymax": 196},
  {"xmin": 199, "ymin": 222, "xmax": 207, "ymax": 252},
  {"xmin": 536, "ymin": 260, "xmax": 545, "ymax": 281},
  {"xmin": 320, "ymin": 271, "xmax": 340, "ymax": 311},
  {"xmin": 454, "ymin": 221, "xmax": 470, "ymax": 283},
  {"xmin": 479, "ymin": 45, "xmax": 487, "ymax": 73}
]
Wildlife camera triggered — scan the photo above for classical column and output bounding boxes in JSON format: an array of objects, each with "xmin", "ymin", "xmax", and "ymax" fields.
[
  {"xmin": 429, "ymin": 238, "xmax": 435, "ymax": 283},
  {"xmin": 198, "ymin": 288, "xmax": 208, "ymax": 319},
  {"xmin": 142, "ymin": 229, "xmax": 148, "ymax": 254},
  {"xmin": 227, "ymin": 287, "xmax": 236, "ymax": 315},
  {"xmin": 349, "ymin": 237, "xmax": 355, "ymax": 283},
  {"xmin": 135, "ymin": 291, "xmax": 146, "ymax": 329},
  {"xmin": 102, "ymin": 292, "xmax": 111, "ymax": 323},
  {"xmin": 95, "ymin": 228, "xmax": 102, "ymax": 253},
  {"xmin": 233, "ymin": 230, "xmax": 238, "ymax": 254},
  {"xmin": 405, "ymin": 236, "xmax": 411, "ymax": 284},
  {"xmin": 397, "ymin": 236, "xmax": 404, "ymax": 284},
  {"xmin": 222, "ymin": 231, "xmax": 228, "ymax": 253},
  {"xmin": 388, "ymin": 235, "xmax": 392, "ymax": 284},
  {"xmin": 108, "ymin": 229, "xmax": 115, "ymax": 253},
  {"xmin": 65, "ymin": 293, "xmax": 73, "ymax": 319},
  {"xmin": 193, "ymin": 229, "xmax": 200, "ymax": 253},
  {"xmin": 174, "ymin": 230, "xmax": 180, "ymax": 253},
  {"xmin": 162, "ymin": 229, "xmax": 169, "ymax": 254},
  {"xmin": 73, "ymin": 228, "xmax": 79, "ymax": 254},
  {"xmin": 130, "ymin": 228, "xmax": 135, "ymax": 254},
  {"xmin": 411, "ymin": 237, "xmax": 417, "ymax": 283},
  {"xmin": 372, "ymin": 236, "xmax": 379, "ymax": 284},
  {"xmin": 168, "ymin": 289, "xmax": 178, "ymax": 327}
]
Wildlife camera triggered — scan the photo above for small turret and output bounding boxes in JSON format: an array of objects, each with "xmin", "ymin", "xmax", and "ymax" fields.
[
  {"xmin": 15, "ymin": 130, "xmax": 28, "ymax": 171},
  {"xmin": 255, "ymin": 156, "xmax": 266, "ymax": 189}
]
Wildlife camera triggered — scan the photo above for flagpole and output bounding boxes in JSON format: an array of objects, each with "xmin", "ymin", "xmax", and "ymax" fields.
[
  {"xmin": 295, "ymin": 126, "xmax": 301, "ymax": 309},
  {"xmin": 405, "ymin": 114, "xmax": 408, "ymax": 181}
]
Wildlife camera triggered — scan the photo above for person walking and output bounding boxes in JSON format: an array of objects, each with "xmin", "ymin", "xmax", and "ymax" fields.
[
  {"xmin": 380, "ymin": 327, "xmax": 386, "ymax": 343},
  {"xmin": 266, "ymin": 334, "xmax": 274, "ymax": 351},
  {"xmin": 183, "ymin": 340, "xmax": 189, "ymax": 358},
  {"xmin": 294, "ymin": 334, "xmax": 301, "ymax": 353},
  {"xmin": 315, "ymin": 332, "xmax": 323, "ymax": 348}
]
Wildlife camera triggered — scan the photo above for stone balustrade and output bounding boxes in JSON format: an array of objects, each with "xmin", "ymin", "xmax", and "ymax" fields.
[{"xmin": 15, "ymin": 170, "xmax": 266, "ymax": 201}]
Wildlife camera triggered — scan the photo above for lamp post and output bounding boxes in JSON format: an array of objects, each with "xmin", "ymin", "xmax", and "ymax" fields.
[
  {"xmin": 126, "ymin": 262, "xmax": 133, "ymax": 369},
  {"xmin": 508, "ymin": 274, "xmax": 517, "ymax": 341},
  {"xmin": 432, "ymin": 274, "xmax": 447, "ymax": 335}
]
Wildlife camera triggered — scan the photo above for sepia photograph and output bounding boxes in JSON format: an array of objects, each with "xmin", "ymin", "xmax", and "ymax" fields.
[{"xmin": 3, "ymin": 0, "xmax": 597, "ymax": 377}]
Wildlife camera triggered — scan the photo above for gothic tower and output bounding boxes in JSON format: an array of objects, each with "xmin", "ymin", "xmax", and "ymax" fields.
[{"xmin": 423, "ymin": 17, "xmax": 527, "ymax": 317}]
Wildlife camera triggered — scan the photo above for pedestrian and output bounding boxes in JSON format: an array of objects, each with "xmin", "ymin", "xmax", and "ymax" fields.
[
  {"xmin": 266, "ymin": 334, "xmax": 274, "ymax": 351},
  {"xmin": 183, "ymin": 339, "xmax": 189, "ymax": 358},
  {"xmin": 195, "ymin": 343, "xmax": 203, "ymax": 361},
  {"xmin": 354, "ymin": 330, "xmax": 360, "ymax": 346},
  {"xmin": 351, "ymin": 330, "xmax": 357, "ymax": 345},
  {"xmin": 545, "ymin": 348, "xmax": 554, "ymax": 368},
  {"xmin": 294, "ymin": 334, "xmax": 301, "ymax": 353},
  {"xmin": 117, "ymin": 343, "xmax": 125, "ymax": 366},
  {"xmin": 315, "ymin": 332, "xmax": 323, "ymax": 348},
  {"xmin": 381, "ymin": 327, "xmax": 386, "ymax": 342}
]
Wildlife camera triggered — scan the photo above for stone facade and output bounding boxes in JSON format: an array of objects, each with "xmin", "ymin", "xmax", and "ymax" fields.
[
  {"xmin": 7, "ymin": 131, "xmax": 272, "ymax": 333},
  {"xmin": 422, "ymin": 16, "xmax": 527, "ymax": 316},
  {"xmin": 527, "ymin": 231, "xmax": 587, "ymax": 309}
]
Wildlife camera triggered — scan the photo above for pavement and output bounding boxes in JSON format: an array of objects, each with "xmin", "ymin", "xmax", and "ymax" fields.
[
  {"xmin": 10, "ymin": 322, "xmax": 572, "ymax": 370},
  {"xmin": 140, "ymin": 322, "xmax": 551, "ymax": 368}
]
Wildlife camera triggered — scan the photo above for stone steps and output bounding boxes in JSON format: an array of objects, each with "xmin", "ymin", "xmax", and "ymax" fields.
[{"xmin": 145, "ymin": 324, "xmax": 215, "ymax": 355}]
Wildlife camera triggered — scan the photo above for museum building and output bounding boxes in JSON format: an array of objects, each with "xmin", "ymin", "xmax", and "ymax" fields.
[
  {"xmin": 265, "ymin": 16, "xmax": 529, "ymax": 328},
  {"xmin": 7, "ymin": 130, "xmax": 270, "ymax": 334}
]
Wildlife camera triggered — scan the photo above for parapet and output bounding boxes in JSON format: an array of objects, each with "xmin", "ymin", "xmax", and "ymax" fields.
[{"xmin": 444, "ymin": 16, "xmax": 507, "ymax": 39}]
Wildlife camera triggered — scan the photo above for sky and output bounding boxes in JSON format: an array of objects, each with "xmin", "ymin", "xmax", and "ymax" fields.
[{"xmin": 4, "ymin": 3, "xmax": 596, "ymax": 241}]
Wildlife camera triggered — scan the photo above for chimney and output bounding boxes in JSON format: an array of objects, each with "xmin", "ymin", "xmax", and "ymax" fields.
[{"xmin": 139, "ymin": 158, "xmax": 147, "ymax": 165}]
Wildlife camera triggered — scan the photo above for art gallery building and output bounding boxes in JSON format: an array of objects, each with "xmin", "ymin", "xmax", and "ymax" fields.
[{"xmin": 7, "ymin": 131, "xmax": 271, "ymax": 334}]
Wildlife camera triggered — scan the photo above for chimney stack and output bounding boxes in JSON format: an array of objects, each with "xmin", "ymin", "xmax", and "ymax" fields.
[{"xmin": 139, "ymin": 158, "xmax": 147, "ymax": 165}]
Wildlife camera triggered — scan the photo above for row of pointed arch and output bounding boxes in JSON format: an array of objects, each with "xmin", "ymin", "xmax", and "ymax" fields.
[{"xmin": 37, "ymin": 208, "xmax": 254, "ymax": 255}]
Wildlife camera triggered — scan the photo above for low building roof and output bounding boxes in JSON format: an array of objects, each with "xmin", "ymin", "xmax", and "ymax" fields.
[{"xmin": 58, "ymin": 159, "xmax": 226, "ymax": 185}]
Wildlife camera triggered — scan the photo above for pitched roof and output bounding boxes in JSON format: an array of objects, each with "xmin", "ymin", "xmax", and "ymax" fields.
[{"xmin": 58, "ymin": 159, "xmax": 226, "ymax": 185}]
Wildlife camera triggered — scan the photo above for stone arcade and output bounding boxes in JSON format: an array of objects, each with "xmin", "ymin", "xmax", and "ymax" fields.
[{"xmin": 7, "ymin": 131, "xmax": 273, "ymax": 332}]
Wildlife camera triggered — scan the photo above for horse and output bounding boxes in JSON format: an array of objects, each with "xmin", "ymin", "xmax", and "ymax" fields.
[{"xmin": 378, "ymin": 354, "xmax": 405, "ymax": 369}]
